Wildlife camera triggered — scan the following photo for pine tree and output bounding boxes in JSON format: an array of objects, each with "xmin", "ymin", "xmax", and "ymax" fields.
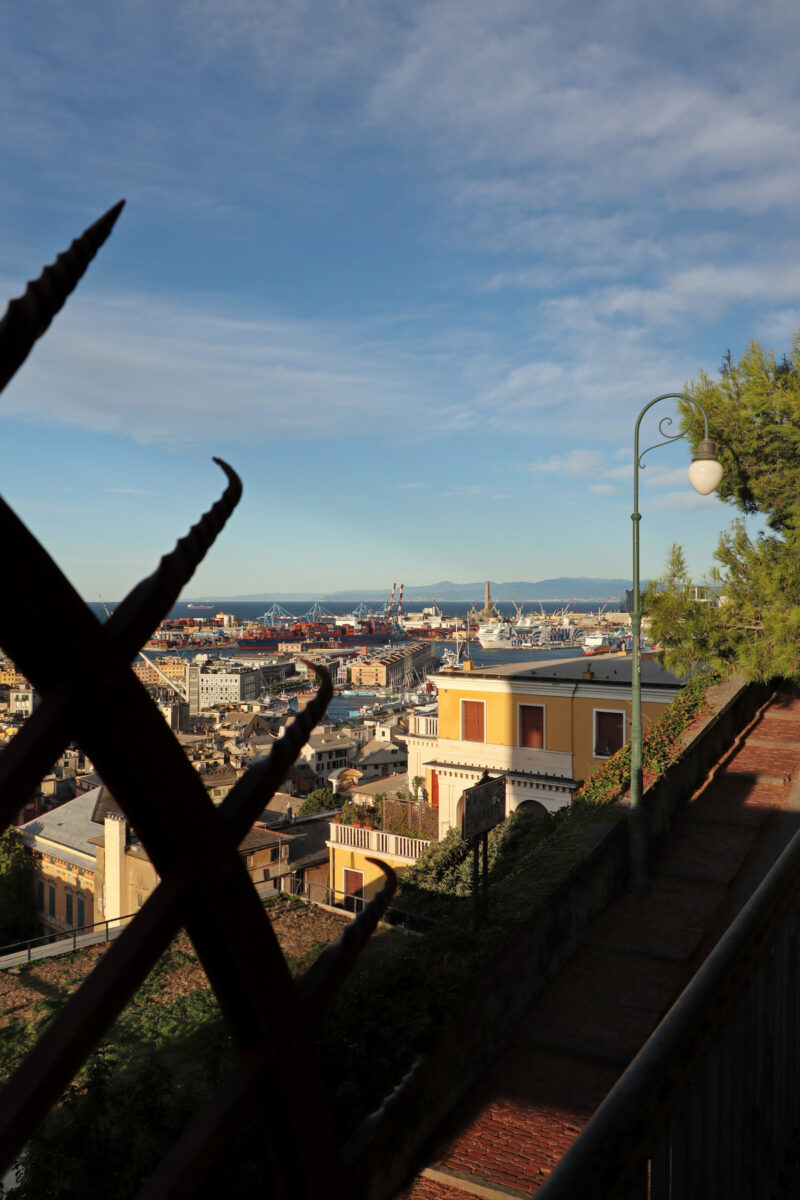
[{"xmin": 646, "ymin": 333, "xmax": 800, "ymax": 681}]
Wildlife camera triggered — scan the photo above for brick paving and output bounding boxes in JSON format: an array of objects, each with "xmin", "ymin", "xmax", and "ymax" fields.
[{"xmin": 397, "ymin": 688, "xmax": 800, "ymax": 1198}]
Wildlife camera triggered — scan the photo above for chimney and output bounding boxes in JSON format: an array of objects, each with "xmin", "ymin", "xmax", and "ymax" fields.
[{"xmin": 104, "ymin": 812, "xmax": 127, "ymax": 927}]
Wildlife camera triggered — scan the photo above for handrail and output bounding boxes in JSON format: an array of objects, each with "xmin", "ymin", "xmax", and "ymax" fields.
[
  {"xmin": 536, "ymin": 825, "xmax": 800, "ymax": 1198},
  {"xmin": 0, "ymin": 913, "xmax": 140, "ymax": 967}
]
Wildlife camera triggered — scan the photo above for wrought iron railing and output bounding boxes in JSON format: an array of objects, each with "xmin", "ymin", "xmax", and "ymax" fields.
[
  {"xmin": 0, "ymin": 913, "xmax": 139, "ymax": 966},
  {"xmin": 0, "ymin": 203, "xmax": 414, "ymax": 1199},
  {"xmin": 536, "ymin": 827, "xmax": 800, "ymax": 1199}
]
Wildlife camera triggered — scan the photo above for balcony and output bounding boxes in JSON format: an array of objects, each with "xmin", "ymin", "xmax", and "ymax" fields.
[
  {"xmin": 328, "ymin": 822, "xmax": 431, "ymax": 864},
  {"xmin": 408, "ymin": 713, "xmax": 438, "ymax": 738}
]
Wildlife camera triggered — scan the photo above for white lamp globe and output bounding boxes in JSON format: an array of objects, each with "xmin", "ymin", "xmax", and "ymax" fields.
[{"xmin": 688, "ymin": 439, "xmax": 723, "ymax": 495}]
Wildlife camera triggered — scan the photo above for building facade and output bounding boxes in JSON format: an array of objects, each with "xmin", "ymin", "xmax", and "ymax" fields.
[
  {"xmin": 406, "ymin": 655, "xmax": 684, "ymax": 838},
  {"xmin": 19, "ymin": 790, "xmax": 99, "ymax": 937},
  {"xmin": 348, "ymin": 641, "xmax": 432, "ymax": 689}
]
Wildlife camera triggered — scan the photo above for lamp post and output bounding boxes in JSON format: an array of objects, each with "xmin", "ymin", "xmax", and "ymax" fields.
[{"xmin": 628, "ymin": 393, "xmax": 723, "ymax": 893}]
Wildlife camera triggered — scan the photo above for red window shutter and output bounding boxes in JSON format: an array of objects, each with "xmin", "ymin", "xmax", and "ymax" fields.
[
  {"xmin": 463, "ymin": 701, "xmax": 484, "ymax": 742},
  {"xmin": 520, "ymin": 705, "xmax": 544, "ymax": 748},
  {"xmin": 595, "ymin": 711, "xmax": 624, "ymax": 757}
]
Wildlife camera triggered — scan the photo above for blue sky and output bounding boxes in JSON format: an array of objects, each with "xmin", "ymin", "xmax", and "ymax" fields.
[{"xmin": 1, "ymin": 1, "xmax": 797, "ymax": 600}]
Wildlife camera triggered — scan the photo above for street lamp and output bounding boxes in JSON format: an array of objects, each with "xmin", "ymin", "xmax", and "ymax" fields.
[{"xmin": 628, "ymin": 393, "xmax": 723, "ymax": 893}]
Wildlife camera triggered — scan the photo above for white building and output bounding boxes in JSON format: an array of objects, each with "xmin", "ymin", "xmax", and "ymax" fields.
[{"xmin": 186, "ymin": 662, "xmax": 263, "ymax": 713}]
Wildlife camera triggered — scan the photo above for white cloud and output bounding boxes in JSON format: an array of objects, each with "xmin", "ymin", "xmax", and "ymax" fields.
[
  {"xmin": 526, "ymin": 450, "xmax": 604, "ymax": 477},
  {"xmin": 590, "ymin": 483, "xmax": 617, "ymax": 496},
  {"xmin": 649, "ymin": 490, "xmax": 723, "ymax": 512},
  {"xmin": 0, "ymin": 287, "xmax": 475, "ymax": 445}
]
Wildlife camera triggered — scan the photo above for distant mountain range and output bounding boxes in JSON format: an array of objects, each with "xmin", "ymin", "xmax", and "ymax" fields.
[{"xmin": 191, "ymin": 577, "xmax": 638, "ymax": 603}]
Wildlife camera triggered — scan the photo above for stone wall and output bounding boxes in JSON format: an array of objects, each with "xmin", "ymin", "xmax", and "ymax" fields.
[{"xmin": 348, "ymin": 676, "xmax": 772, "ymax": 1200}]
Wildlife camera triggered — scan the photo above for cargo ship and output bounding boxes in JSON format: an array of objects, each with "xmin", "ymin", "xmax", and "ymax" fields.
[{"xmin": 238, "ymin": 616, "xmax": 405, "ymax": 651}]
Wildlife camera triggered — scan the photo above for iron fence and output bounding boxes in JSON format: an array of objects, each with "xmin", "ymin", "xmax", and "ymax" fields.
[
  {"xmin": 536, "ymin": 825, "xmax": 800, "ymax": 1200},
  {"xmin": 0, "ymin": 203, "xmax": 412, "ymax": 1199},
  {"xmin": 0, "ymin": 913, "xmax": 138, "ymax": 967}
]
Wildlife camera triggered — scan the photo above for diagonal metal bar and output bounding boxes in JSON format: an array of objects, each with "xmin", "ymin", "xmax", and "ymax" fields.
[
  {"xmin": 0, "ymin": 542, "xmax": 346, "ymax": 1199},
  {"xmin": 0, "ymin": 670, "xmax": 336, "ymax": 1183},
  {"xmin": 0, "ymin": 205, "xmax": 406, "ymax": 1199},
  {"xmin": 297, "ymin": 857, "xmax": 397, "ymax": 1020},
  {"xmin": 136, "ymin": 864, "xmax": 398, "ymax": 1200},
  {"xmin": 106, "ymin": 456, "xmax": 242, "ymax": 655},
  {"xmin": 217, "ymin": 658, "xmax": 332, "ymax": 839},
  {"xmin": 2, "ymin": 687, "xmax": 347, "ymax": 1195},
  {"xmin": 0, "ymin": 200, "xmax": 125, "ymax": 395},
  {"xmin": 0, "ymin": 460, "xmax": 241, "ymax": 835}
]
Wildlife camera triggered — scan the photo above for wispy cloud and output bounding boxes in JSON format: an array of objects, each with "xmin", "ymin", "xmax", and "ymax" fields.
[
  {"xmin": 101, "ymin": 487, "xmax": 155, "ymax": 495},
  {"xmin": 649, "ymin": 490, "xmax": 724, "ymax": 513},
  {"xmin": 439, "ymin": 485, "xmax": 487, "ymax": 497},
  {"xmin": 1, "ymin": 289, "xmax": 477, "ymax": 446}
]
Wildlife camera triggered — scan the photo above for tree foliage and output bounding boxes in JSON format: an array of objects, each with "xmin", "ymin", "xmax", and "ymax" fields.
[
  {"xmin": 0, "ymin": 827, "xmax": 36, "ymax": 947},
  {"xmin": 647, "ymin": 335, "xmax": 800, "ymax": 681},
  {"xmin": 297, "ymin": 787, "xmax": 336, "ymax": 817}
]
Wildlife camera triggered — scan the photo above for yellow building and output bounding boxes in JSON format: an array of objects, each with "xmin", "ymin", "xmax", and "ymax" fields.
[
  {"xmin": 93, "ymin": 803, "xmax": 292, "ymax": 924},
  {"xmin": 327, "ymin": 823, "xmax": 432, "ymax": 910},
  {"xmin": 326, "ymin": 775, "xmax": 437, "ymax": 909},
  {"xmin": 406, "ymin": 654, "xmax": 684, "ymax": 838},
  {"xmin": 132, "ymin": 657, "xmax": 188, "ymax": 687},
  {"xmin": 19, "ymin": 790, "xmax": 99, "ymax": 936}
]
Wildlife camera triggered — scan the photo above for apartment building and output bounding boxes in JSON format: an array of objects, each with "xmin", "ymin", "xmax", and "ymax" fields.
[
  {"xmin": 348, "ymin": 641, "xmax": 432, "ymax": 689},
  {"xmin": 186, "ymin": 661, "xmax": 263, "ymax": 714},
  {"xmin": 19, "ymin": 790, "xmax": 99, "ymax": 937},
  {"xmin": 297, "ymin": 725, "xmax": 357, "ymax": 788},
  {"xmin": 406, "ymin": 655, "xmax": 684, "ymax": 838}
]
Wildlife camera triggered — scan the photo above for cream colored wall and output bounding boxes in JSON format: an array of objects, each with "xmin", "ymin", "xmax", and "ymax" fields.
[
  {"xmin": 32, "ymin": 843, "xmax": 95, "ymax": 932},
  {"xmin": 123, "ymin": 856, "xmax": 159, "ymax": 915},
  {"xmin": 104, "ymin": 814, "xmax": 127, "ymax": 926}
]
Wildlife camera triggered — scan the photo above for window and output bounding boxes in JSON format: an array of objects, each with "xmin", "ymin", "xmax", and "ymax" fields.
[
  {"xmin": 48, "ymin": 884, "xmax": 56, "ymax": 919},
  {"xmin": 269, "ymin": 845, "xmax": 280, "ymax": 863},
  {"xmin": 37, "ymin": 880, "xmax": 44, "ymax": 912},
  {"xmin": 519, "ymin": 704, "xmax": 544, "ymax": 749},
  {"xmin": 462, "ymin": 700, "xmax": 485, "ymax": 743},
  {"xmin": 594, "ymin": 710, "xmax": 625, "ymax": 758},
  {"xmin": 77, "ymin": 897, "xmax": 85, "ymax": 929},
  {"xmin": 65, "ymin": 893, "xmax": 73, "ymax": 928}
]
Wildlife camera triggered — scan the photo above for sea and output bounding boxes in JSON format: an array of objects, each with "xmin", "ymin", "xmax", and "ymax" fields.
[
  {"xmin": 86, "ymin": 598, "xmax": 610, "ymax": 626},
  {"xmin": 89, "ymin": 598, "xmax": 608, "ymax": 724}
]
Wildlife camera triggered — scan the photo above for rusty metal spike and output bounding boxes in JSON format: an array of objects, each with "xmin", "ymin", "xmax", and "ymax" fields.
[
  {"xmin": 220, "ymin": 661, "xmax": 333, "ymax": 840},
  {"xmin": 297, "ymin": 858, "xmax": 397, "ymax": 1019},
  {"xmin": 107, "ymin": 458, "xmax": 242, "ymax": 657},
  {"xmin": 135, "ymin": 862, "xmax": 397, "ymax": 1200},
  {"xmin": 0, "ymin": 200, "xmax": 125, "ymax": 395}
]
